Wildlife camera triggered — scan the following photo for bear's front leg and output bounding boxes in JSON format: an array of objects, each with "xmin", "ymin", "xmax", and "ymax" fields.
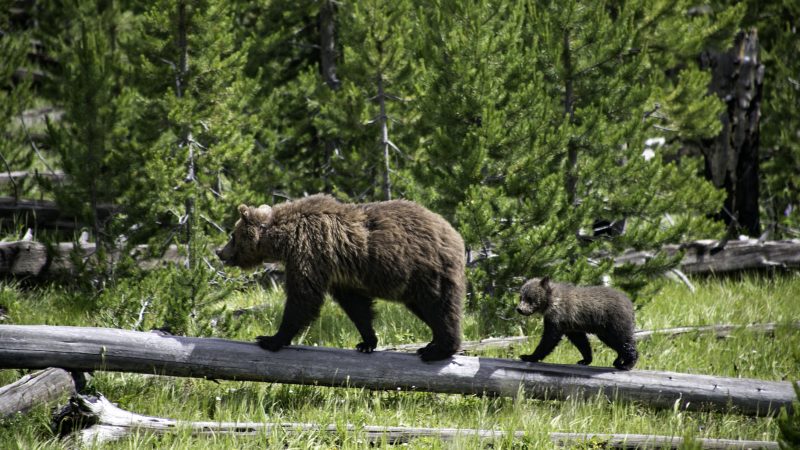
[
  {"xmin": 521, "ymin": 320, "xmax": 563, "ymax": 363},
  {"xmin": 257, "ymin": 276, "xmax": 325, "ymax": 352}
]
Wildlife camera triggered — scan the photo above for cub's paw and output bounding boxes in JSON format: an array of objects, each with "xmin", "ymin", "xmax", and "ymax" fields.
[
  {"xmin": 356, "ymin": 341, "xmax": 376, "ymax": 353},
  {"xmin": 613, "ymin": 360, "xmax": 635, "ymax": 371},
  {"xmin": 576, "ymin": 359, "xmax": 592, "ymax": 366},
  {"xmin": 520, "ymin": 354, "xmax": 541, "ymax": 363},
  {"xmin": 256, "ymin": 335, "xmax": 286, "ymax": 352}
]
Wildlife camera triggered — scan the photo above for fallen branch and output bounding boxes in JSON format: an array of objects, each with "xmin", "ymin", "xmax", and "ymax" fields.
[
  {"xmin": 0, "ymin": 368, "xmax": 75, "ymax": 417},
  {"xmin": 58, "ymin": 394, "xmax": 779, "ymax": 449},
  {"xmin": 0, "ymin": 325, "xmax": 793, "ymax": 416}
]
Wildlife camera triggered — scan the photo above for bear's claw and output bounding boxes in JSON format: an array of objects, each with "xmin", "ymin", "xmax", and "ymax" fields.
[
  {"xmin": 256, "ymin": 335, "xmax": 286, "ymax": 352},
  {"xmin": 356, "ymin": 342, "xmax": 375, "ymax": 353},
  {"xmin": 520, "ymin": 354, "xmax": 541, "ymax": 363}
]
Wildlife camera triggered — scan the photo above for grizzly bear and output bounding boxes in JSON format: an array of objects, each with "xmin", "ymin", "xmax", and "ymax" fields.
[
  {"xmin": 216, "ymin": 194, "xmax": 465, "ymax": 361},
  {"xmin": 516, "ymin": 277, "xmax": 638, "ymax": 370}
]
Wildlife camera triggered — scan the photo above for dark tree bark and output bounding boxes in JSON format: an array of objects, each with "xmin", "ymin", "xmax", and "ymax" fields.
[
  {"xmin": 318, "ymin": 0, "xmax": 340, "ymax": 193},
  {"xmin": 700, "ymin": 29, "xmax": 764, "ymax": 237}
]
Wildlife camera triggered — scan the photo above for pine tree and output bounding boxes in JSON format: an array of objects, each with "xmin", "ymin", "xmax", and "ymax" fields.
[
  {"xmin": 43, "ymin": 1, "xmax": 136, "ymax": 244},
  {"xmin": 0, "ymin": 8, "xmax": 35, "ymax": 203},
  {"xmin": 118, "ymin": 0, "xmax": 256, "ymax": 333},
  {"xmin": 319, "ymin": 0, "xmax": 420, "ymax": 201}
]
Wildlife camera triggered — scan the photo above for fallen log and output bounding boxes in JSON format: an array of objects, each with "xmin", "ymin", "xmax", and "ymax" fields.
[
  {"xmin": 0, "ymin": 170, "xmax": 66, "ymax": 185},
  {"xmin": 380, "ymin": 322, "xmax": 800, "ymax": 353},
  {"xmin": 549, "ymin": 433, "xmax": 778, "ymax": 449},
  {"xmin": 0, "ymin": 241, "xmax": 184, "ymax": 277},
  {"xmin": 0, "ymin": 325, "xmax": 793, "ymax": 416},
  {"xmin": 56, "ymin": 394, "xmax": 779, "ymax": 449},
  {"xmin": 0, "ymin": 368, "xmax": 75, "ymax": 417},
  {"xmin": 615, "ymin": 239, "xmax": 800, "ymax": 274},
  {"xmin": 0, "ymin": 197, "xmax": 116, "ymax": 231}
]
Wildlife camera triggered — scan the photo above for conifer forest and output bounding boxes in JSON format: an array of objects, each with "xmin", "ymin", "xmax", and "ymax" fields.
[{"xmin": 0, "ymin": 1, "xmax": 799, "ymax": 448}]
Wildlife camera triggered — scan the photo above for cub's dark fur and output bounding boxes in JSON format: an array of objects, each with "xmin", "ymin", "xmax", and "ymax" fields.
[
  {"xmin": 217, "ymin": 194, "xmax": 465, "ymax": 361},
  {"xmin": 516, "ymin": 277, "xmax": 638, "ymax": 370}
]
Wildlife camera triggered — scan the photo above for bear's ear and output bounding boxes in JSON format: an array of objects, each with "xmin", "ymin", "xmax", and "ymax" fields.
[
  {"xmin": 238, "ymin": 204, "xmax": 250, "ymax": 221},
  {"xmin": 253, "ymin": 204, "xmax": 272, "ymax": 223},
  {"xmin": 540, "ymin": 276, "xmax": 551, "ymax": 291}
]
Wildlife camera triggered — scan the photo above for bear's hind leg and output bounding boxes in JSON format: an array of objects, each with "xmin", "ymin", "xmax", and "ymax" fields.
[
  {"xmin": 331, "ymin": 288, "xmax": 378, "ymax": 353},
  {"xmin": 407, "ymin": 291, "xmax": 462, "ymax": 361},
  {"xmin": 597, "ymin": 332, "xmax": 637, "ymax": 370},
  {"xmin": 566, "ymin": 332, "xmax": 593, "ymax": 366}
]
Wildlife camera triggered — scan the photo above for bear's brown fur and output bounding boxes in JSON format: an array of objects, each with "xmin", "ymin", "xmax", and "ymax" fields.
[
  {"xmin": 516, "ymin": 277, "xmax": 638, "ymax": 370},
  {"xmin": 216, "ymin": 194, "xmax": 465, "ymax": 361}
]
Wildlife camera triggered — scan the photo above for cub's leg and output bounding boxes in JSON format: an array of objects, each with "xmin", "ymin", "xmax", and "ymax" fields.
[
  {"xmin": 566, "ymin": 332, "xmax": 593, "ymax": 366},
  {"xmin": 596, "ymin": 332, "xmax": 637, "ymax": 370},
  {"xmin": 521, "ymin": 320, "xmax": 563, "ymax": 363},
  {"xmin": 331, "ymin": 287, "xmax": 378, "ymax": 353}
]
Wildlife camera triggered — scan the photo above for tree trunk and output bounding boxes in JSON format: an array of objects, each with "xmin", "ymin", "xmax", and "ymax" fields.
[
  {"xmin": 0, "ymin": 325, "xmax": 793, "ymax": 417},
  {"xmin": 700, "ymin": 29, "xmax": 763, "ymax": 237}
]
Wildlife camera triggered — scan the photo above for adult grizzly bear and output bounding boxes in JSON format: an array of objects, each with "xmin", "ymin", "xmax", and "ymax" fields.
[
  {"xmin": 216, "ymin": 194, "xmax": 465, "ymax": 361},
  {"xmin": 516, "ymin": 277, "xmax": 638, "ymax": 370}
]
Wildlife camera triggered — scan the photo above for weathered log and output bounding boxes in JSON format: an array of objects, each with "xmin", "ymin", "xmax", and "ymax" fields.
[
  {"xmin": 0, "ymin": 170, "xmax": 66, "ymax": 185},
  {"xmin": 615, "ymin": 238, "xmax": 800, "ymax": 274},
  {"xmin": 549, "ymin": 433, "xmax": 778, "ymax": 449},
  {"xmin": 0, "ymin": 368, "xmax": 75, "ymax": 417},
  {"xmin": 0, "ymin": 241, "xmax": 184, "ymax": 277},
  {"xmin": 0, "ymin": 325, "xmax": 793, "ymax": 416},
  {"xmin": 57, "ymin": 394, "xmax": 779, "ymax": 448},
  {"xmin": 381, "ymin": 322, "xmax": 800, "ymax": 354},
  {"xmin": 0, "ymin": 197, "xmax": 116, "ymax": 231}
]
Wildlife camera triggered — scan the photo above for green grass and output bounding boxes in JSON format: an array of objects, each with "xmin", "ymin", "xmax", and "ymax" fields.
[{"xmin": 1, "ymin": 273, "xmax": 798, "ymax": 448}]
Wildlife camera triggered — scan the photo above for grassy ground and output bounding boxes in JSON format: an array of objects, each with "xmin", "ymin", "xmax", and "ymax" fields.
[{"xmin": 0, "ymin": 272, "xmax": 798, "ymax": 448}]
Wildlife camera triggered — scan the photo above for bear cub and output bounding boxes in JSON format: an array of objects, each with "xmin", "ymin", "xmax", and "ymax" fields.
[
  {"xmin": 216, "ymin": 194, "xmax": 465, "ymax": 361},
  {"xmin": 516, "ymin": 277, "xmax": 638, "ymax": 370}
]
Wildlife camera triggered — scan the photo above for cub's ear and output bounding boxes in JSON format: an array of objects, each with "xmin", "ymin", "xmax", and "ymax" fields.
[{"xmin": 540, "ymin": 276, "xmax": 551, "ymax": 291}]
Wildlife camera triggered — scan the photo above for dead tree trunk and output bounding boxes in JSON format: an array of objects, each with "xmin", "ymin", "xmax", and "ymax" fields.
[
  {"xmin": 0, "ymin": 325, "xmax": 793, "ymax": 417},
  {"xmin": 0, "ymin": 368, "xmax": 75, "ymax": 417},
  {"xmin": 700, "ymin": 29, "xmax": 764, "ymax": 237}
]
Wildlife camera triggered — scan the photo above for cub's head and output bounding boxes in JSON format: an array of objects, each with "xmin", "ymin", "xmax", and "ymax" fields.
[
  {"xmin": 216, "ymin": 204, "xmax": 273, "ymax": 269},
  {"xmin": 516, "ymin": 277, "xmax": 552, "ymax": 316}
]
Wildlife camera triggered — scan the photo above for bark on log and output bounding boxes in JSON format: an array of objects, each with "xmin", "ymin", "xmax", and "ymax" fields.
[
  {"xmin": 0, "ymin": 325, "xmax": 793, "ymax": 417},
  {"xmin": 57, "ymin": 394, "xmax": 779, "ymax": 448},
  {"xmin": 615, "ymin": 239, "xmax": 800, "ymax": 274},
  {"xmin": 0, "ymin": 368, "xmax": 75, "ymax": 417}
]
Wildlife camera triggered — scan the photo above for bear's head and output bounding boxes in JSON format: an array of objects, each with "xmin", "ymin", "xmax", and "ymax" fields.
[
  {"xmin": 216, "ymin": 204, "xmax": 274, "ymax": 269},
  {"xmin": 516, "ymin": 277, "xmax": 552, "ymax": 316}
]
